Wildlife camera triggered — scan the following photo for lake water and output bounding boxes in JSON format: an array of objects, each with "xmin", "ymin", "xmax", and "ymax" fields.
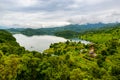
[
  {"xmin": 13, "ymin": 34, "xmax": 67, "ymax": 52},
  {"xmin": 13, "ymin": 34, "xmax": 90, "ymax": 52}
]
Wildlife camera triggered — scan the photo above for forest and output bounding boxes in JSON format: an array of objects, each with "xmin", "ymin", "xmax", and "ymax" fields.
[
  {"xmin": 7, "ymin": 23, "xmax": 117, "ymax": 37},
  {"xmin": 0, "ymin": 24, "xmax": 120, "ymax": 80}
]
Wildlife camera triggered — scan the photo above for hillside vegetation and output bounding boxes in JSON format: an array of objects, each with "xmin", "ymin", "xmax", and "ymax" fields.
[
  {"xmin": 0, "ymin": 23, "xmax": 120, "ymax": 80},
  {"xmin": 80, "ymin": 23, "xmax": 120, "ymax": 43},
  {"xmin": 7, "ymin": 23, "xmax": 117, "ymax": 38}
]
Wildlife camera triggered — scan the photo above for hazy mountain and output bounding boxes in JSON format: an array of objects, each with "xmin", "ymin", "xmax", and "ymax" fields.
[{"xmin": 6, "ymin": 22, "xmax": 118, "ymax": 37}]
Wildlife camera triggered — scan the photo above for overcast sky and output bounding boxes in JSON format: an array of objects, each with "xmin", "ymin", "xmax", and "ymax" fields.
[{"xmin": 0, "ymin": 0, "xmax": 120, "ymax": 28}]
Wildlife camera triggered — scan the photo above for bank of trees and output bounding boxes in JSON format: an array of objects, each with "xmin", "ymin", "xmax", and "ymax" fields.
[
  {"xmin": 0, "ymin": 25, "xmax": 120, "ymax": 80},
  {"xmin": 54, "ymin": 30, "xmax": 78, "ymax": 39}
]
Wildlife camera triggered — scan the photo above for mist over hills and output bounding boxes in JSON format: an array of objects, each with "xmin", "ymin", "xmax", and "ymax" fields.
[{"xmin": 6, "ymin": 22, "xmax": 118, "ymax": 37}]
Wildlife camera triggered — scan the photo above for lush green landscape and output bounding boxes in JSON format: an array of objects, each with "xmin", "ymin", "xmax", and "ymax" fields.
[
  {"xmin": 0, "ymin": 23, "xmax": 120, "ymax": 80},
  {"xmin": 7, "ymin": 23, "xmax": 117, "ymax": 38},
  {"xmin": 80, "ymin": 23, "xmax": 120, "ymax": 43}
]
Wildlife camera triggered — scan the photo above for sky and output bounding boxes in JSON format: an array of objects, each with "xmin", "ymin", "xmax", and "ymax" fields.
[{"xmin": 0, "ymin": 0, "xmax": 120, "ymax": 28}]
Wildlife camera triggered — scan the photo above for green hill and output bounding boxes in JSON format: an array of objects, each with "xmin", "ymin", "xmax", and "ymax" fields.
[
  {"xmin": 6, "ymin": 23, "xmax": 118, "ymax": 38},
  {"xmin": 0, "ymin": 25, "xmax": 120, "ymax": 80}
]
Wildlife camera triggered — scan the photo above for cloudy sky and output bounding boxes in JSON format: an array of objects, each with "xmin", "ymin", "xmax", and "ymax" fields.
[{"xmin": 0, "ymin": 0, "xmax": 120, "ymax": 28}]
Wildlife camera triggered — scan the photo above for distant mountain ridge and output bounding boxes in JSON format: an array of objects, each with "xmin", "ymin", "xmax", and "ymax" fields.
[{"xmin": 5, "ymin": 22, "xmax": 119, "ymax": 38}]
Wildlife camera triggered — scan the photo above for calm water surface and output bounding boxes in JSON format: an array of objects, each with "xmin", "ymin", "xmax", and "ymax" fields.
[
  {"xmin": 13, "ymin": 34, "xmax": 90, "ymax": 52},
  {"xmin": 13, "ymin": 34, "xmax": 67, "ymax": 52}
]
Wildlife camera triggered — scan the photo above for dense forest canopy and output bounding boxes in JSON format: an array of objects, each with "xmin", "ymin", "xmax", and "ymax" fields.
[{"xmin": 0, "ymin": 23, "xmax": 120, "ymax": 80}]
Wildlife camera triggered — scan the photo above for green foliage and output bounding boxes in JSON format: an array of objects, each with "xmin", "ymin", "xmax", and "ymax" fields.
[
  {"xmin": 20, "ymin": 28, "xmax": 47, "ymax": 36},
  {"xmin": 1, "ymin": 24, "xmax": 120, "ymax": 80},
  {"xmin": 80, "ymin": 24, "xmax": 120, "ymax": 43},
  {"xmin": 54, "ymin": 30, "xmax": 78, "ymax": 39},
  {"xmin": 7, "ymin": 23, "xmax": 117, "ymax": 37}
]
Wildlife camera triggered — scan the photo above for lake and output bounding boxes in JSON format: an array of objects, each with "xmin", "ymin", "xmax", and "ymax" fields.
[
  {"xmin": 13, "ymin": 34, "xmax": 90, "ymax": 52},
  {"xmin": 13, "ymin": 34, "xmax": 67, "ymax": 52}
]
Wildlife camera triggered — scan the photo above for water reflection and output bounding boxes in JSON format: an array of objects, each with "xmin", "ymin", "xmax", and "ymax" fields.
[
  {"xmin": 13, "ymin": 34, "xmax": 90, "ymax": 52},
  {"xmin": 13, "ymin": 34, "xmax": 67, "ymax": 52}
]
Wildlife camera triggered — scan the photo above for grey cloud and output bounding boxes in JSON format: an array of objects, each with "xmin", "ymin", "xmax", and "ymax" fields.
[
  {"xmin": 0, "ymin": 0, "xmax": 74, "ymax": 12},
  {"xmin": 0, "ymin": 0, "xmax": 119, "ymax": 13},
  {"xmin": 22, "ymin": 0, "xmax": 74, "ymax": 12},
  {"xmin": 68, "ymin": 10, "xmax": 120, "ymax": 24},
  {"xmin": 0, "ymin": 0, "xmax": 120, "ymax": 28}
]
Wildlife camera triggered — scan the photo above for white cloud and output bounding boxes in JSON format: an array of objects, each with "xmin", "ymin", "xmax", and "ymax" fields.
[
  {"xmin": 17, "ymin": 0, "xmax": 38, "ymax": 7},
  {"xmin": 0, "ymin": 11, "xmax": 71, "ymax": 28},
  {"xmin": 0, "ymin": 0, "xmax": 120, "ymax": 28},
  {"xmin": 68, "ymin": 10, "xmax": 120, "ymax": 24}
]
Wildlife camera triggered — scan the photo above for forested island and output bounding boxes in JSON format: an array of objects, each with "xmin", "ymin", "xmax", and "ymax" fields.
[{"xmin": 0, "ymin": 24, "xmax": 120, "ymax": 80}]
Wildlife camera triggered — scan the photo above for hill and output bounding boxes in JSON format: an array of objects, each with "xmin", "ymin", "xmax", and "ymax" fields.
[
  {"xmin": 0, "ymin": 24, "xmax": 120, "ymax": 79},
  {"xmin": 80, "ymin": 23, "xmax": 120, "ymax": 43},
  {"xmin": 6, "ymin": 23, "xmax": 117, "ymax": 38}
]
